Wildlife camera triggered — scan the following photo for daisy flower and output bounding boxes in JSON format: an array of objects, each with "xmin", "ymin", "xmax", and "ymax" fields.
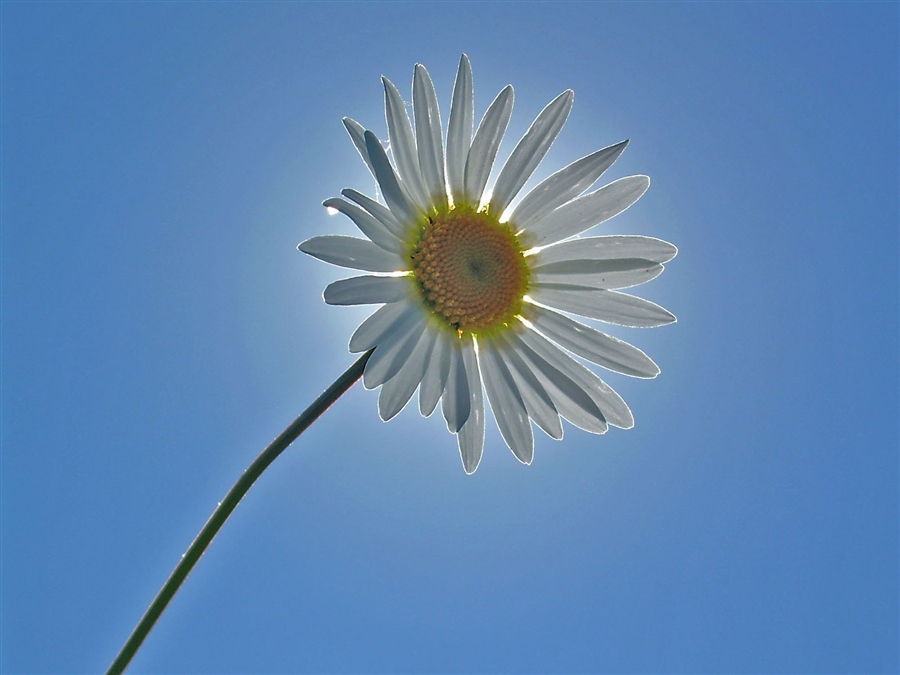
[{"xmin": 300, "ymin": 55, "xmax": 677, "ymax": 474}]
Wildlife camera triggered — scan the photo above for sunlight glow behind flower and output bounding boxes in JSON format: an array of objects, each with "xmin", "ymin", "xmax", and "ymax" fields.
[{"xmin": 300, "ymin": 55, "xmax": 677, "ymax": 473}]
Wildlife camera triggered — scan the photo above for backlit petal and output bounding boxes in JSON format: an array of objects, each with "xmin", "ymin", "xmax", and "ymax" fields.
[
  {"xmin": 488, "ymin": 90, "xmax": 574, "ymax": 218},
  {"xmin": 342, "ymin": 117, "xmax": 375, "ymax": 178},
  {"xmin": 320, "ymin": 199, "xmax": 404, "ymax": 254},
  {"xmin": 324, "ymin": 275, "xmax": 411, "ymax": 306},
  {"xmin": 419, "ymin": 329, "xmax": 452, "ymax": 417},
  {"xmin": 529, "ymin": 286, "xmax": 676, "ymax": 328},
  {"xmin": 442, "ymin": 340, "xmax": 471, "ymax": 433},
  {"xmin": 446, "ymin": 54, "xmax": 474, "ymax": 205},
  {"xmin": 383, "ymin": 76, "xmax": 430, "ymax": 212},
  {"xmin": 378, "ymin": 327, "xmax": 438, "ymax": 421},
  {"xmin": 512, "ymin": 140, "xmax": 628, "ymax": 231},
  {"xmin": 526, "ymin": 175, "xmax": 650, "ymax": 246},
  {"xmin": 532, "ymin": 235, "xmax": 678, "ymax": 266},
  {"xmin": 480, "ymin": 341, "xmax": 534, "ymax": 464},
  {"xmin": 457, "ymin": 339, "xmax": 485, "ymax": 474},
  {"xmin": 363, "ymin": 312, "xmax": 427, "ymax": 389},
  {"xmin": 413, "ymin": 64, "xmax": 447, "ymax": 210},
  {"xmin": 518, "ymin": 327, "xmax": 633, "ymax": 429},
  {"xmin": 496, "ymin": 334, "xmax": 563, "ymax": 440},
  {"xmin": 532, "ymin": 258, "xmax": 664, "ymax": 290},
  {"xmin": 526, "ymin": 305, "xmax": 660, "ymax": 378},
  {"xmin": 298, "ymin": 235, "xmax": 403, "ymax": 272},
  {"xmin": 348, "ymin": 301, "xmax": 420, "ymax": 353},
  {"xmin": 365, "ymin": 130, "xmax": 420, "ymax": 226},
  {"xmin": 340, "ymin": 189, "xmax": 408, "ymax": 242},
  {"xmin": 505, "ymin": 331, "xmax": 608, "ymax": 434},
  {"xmin": 464, "ymin": 85, "xmax": 514, "ymax": 205}
]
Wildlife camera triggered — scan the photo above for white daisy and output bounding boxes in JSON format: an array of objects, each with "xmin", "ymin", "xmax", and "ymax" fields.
[{"xmin": 300, "ymin": 56, "xmax": 676, "ymax": 474}]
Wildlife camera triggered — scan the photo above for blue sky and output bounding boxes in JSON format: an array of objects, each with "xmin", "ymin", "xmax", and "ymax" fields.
[{"xmin": 2, "ymin": 2, "xmax": 897, "ymax": 673}]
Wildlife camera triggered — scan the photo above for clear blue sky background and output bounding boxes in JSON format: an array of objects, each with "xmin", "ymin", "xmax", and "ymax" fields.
[{"xmin": 2, "ymin": 2, "xmax": 897, "ymax": 673}]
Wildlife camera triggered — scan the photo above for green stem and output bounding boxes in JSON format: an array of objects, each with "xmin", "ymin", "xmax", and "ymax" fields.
[{"xmin": 106, "ymin": 350, "xmax": 373, "ymax": 675}]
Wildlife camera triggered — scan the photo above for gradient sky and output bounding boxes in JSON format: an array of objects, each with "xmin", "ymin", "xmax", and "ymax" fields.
[{"xmin": 2, "ymin": 2, "xmax": 898, "ymax": 674}]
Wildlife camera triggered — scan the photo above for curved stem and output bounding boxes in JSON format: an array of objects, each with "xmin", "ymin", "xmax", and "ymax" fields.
[{"xmin": 106, "ymin": 350, "xmax": 373, "ymax": 675}]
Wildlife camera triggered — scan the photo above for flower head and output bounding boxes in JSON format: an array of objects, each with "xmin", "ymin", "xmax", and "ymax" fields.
[{"xmin": 300, "ymin": 56, "xmax": 676, "ymax": 473}]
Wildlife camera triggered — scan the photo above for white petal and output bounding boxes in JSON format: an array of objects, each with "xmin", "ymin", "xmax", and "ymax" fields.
[
  {"xmin": 488, "ymin": 89, "xmax": 574, "ymax": 218},
  {"xmin": 298, "ymin": 235, "xmax": 403, "ymax": 273},
  {"xmin": 533, "ymin": 235, "xmax": 678, "ymax": 266},
  {"xmin": 457, "ymin": 340, "xmax": 484, "ymax": 474},
  {"xmin": 321, "ymin": 198, "xmax": 404, "ymax": 254},
  {"xmin": 529, "ymin": 286, "xmax": 676, "ymax": 328},
  {"xmin": 464, "ymin": 85, "xmax": 514, "ymax": 205},
  {"xmin": 324, "ymin": 275, "xmax": 411, "ymax": 306},
  {"xmin": 526, "ymin": 305, "xmax": 660, "ymax": 378},
  {"xmin": 518, "ymin": 327, "xmax": 633, "ymax": 429},
  {"xmin": 511, "ymin": 140, "xmax": 628, "ymax": 231},
  {"xmin": 348, "ymin": 301, "xmax": 418, "ymax": 353},
  {"xmin": 363, "ymin": 312, "xmax": 427, "ymax": 389},
  {"xmin": 505, "ymin": 332, "xmax": 608, "ymax": 434},
  {"xmin": 480, "ymin": 340, "xmax": 534, "ymax": 464},
  {"xmin": 526, "ymin": 175, "xmax": 650, "ymax": 247},
  {"xmin": 365, "ymin": 130, "xmax": 420, "ymax": 226},
  {"xmin": 419, "ymin": 329, "xmax": 452, "ymax": 417},
  {"xmin": 441, "ymin": 340, "xmax": 471, "ymax": 433},
  {"xmin": 342, "ymin": 117, "xmax": 375, "ymax": 179},
  {"xmin": 378, "ymin": 327, "xmax": 438, "ymax": 421},
  {"xmin": 496, "ymin": 335, "xmax": 562, "ymax": 440},
  {"xmin": 382, "ymin": 77, "xmax": 430, "ymax": 212},
  {"xmin": 413, "ymin": 64, "xmax": 447, "ymax": 210},
  {"xmin": 446, "ymin": 54, "xmax": 474, "ymax": 206},
  {"xmin": 532, "ymin": 259, "xmax": 664, "ymax": 290},
  {"xmin": 341, "ymin": 189, "xmax": 407, "ymax": 241}
]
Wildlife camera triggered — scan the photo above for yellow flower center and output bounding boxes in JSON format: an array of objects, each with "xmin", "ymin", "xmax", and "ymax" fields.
[{"xmin": 409, "ymin": 206, "xmax": 529, "ymax": 336}]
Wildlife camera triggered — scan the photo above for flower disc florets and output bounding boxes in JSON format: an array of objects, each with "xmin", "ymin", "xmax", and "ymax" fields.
[{"xmin": 409, "ymin": 205, "xmax": 529, "ymax": 337}]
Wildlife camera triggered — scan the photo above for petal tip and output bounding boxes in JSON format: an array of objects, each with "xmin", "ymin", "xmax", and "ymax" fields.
[
  {"xmin": 461, "ymin": 453, "xmax": 481, "ymax": 475},
  {"xmin": 660, "ymin": 309, "xmax": 677, "ymax": 325},
  {"xmin": 377, "ymin": 400, "xmax": 401, "ymax": 422},
  {"xmin": 381, "ymin": 75, "xmax": 398, "ymax": 93}
]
